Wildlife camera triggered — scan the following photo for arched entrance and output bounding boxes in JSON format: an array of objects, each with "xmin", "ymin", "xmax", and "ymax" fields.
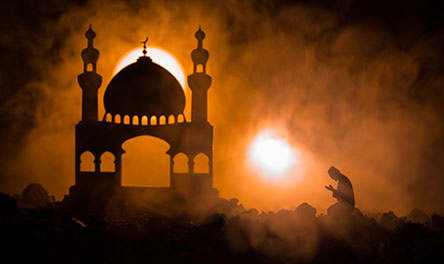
[{"xmin": 121, "ymin": 135, "xmax": 170, "ymax": 187}]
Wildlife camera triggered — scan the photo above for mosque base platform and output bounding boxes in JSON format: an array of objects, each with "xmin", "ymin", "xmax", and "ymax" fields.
[{"xmin": 61, "ymin": 185, "xmax": 221, "ymax": 219}]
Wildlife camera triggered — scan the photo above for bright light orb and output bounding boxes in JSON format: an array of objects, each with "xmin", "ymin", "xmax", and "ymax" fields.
[
  {"xmin": 249, "ymin": 131, "xmax": 298, "ymax": 177},
  {"xmin": 113, "ymin": 47, "xmax": 186, "ymax": 89}
]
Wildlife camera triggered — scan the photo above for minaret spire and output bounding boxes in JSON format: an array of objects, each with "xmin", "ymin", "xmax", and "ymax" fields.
[
  {"xmin": 191, "ymin": 26, "xmax": 209, "ymax": 73},
  {"xmin": 188, "ymin": 26, "xmax": 212, "ymax": 123},
  {"xmin": 81, "ymin": 25, "xmax": 100, "ymax": 73},
  {"xmin": 78, "ymin": 25, "xmax": 102, "ymax": 122}
]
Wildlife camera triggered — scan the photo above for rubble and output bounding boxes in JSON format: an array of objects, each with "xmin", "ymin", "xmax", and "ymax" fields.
[
  {"xmin": 21, "ymin": 183, "xmax": 51, "ymax": 208},
  {"xmin": 1, "ymin": 187, "xmax": 444, "ymax": 263}
]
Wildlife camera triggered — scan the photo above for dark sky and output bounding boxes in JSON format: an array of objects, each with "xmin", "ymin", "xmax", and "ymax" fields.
[{"xmin": 1, "ymin": 0, "xmax": 444, "ymax": 214}]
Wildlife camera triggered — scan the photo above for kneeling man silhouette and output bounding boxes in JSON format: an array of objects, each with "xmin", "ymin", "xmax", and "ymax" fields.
[{"xmin": 325, "ymin": 166, "xmax": 355, "ymax": 214}]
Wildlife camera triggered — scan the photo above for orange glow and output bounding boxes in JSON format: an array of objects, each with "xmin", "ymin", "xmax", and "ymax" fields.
[
  {"xmin": 248, "ymin": 130, "xmax": 299, "ymax": 180},
  {"xmin": 113, "ymin": 47, "xmax": 186, "ymax": 89},
  {"xmin": 122, "ymin": 136, "xmax": 170, "ymax": 187}
]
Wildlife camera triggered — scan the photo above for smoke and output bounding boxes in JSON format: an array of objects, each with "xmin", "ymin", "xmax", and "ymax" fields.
[{"xmin": 1, "ymin": 0, "xmax": 444, "ymax": 215}]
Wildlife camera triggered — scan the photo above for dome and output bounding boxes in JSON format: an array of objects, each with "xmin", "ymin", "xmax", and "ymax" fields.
[{"xmin": 104, "ymin": 56, "xmax": 185, "ymax": 117}]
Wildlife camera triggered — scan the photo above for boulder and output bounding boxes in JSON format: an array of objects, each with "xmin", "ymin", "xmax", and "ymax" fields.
[{"xmin": 22, "ymin": 183, "xmax": 50, "ymax": 208}]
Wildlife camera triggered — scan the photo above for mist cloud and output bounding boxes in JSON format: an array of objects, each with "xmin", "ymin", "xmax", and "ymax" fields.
[{"xmin": 0, "ymin": 0, "xmax": 443, "ymax": 215}]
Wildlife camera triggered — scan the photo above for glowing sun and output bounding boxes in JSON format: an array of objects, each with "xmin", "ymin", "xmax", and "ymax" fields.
[
  {"xmin": 113, "ymin": 47, "xmax": 186, "ymax": 89},
  {"xmin": 248, "ymin": 131, "xmax": 299, "ymax": 178}
]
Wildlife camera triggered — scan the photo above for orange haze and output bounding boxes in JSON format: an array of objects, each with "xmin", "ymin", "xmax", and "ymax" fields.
[{"xmin": 2, "ymin": 0, "xmax": 444, "ymax": 216}]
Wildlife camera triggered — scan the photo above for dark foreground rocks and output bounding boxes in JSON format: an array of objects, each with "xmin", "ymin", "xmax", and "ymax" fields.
[{"xmin": 1, "ymin": 190, "xmax": 444, "ymax": 263}]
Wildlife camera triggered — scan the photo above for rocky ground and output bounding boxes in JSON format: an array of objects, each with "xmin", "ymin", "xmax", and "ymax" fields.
[{"xmin": 1, "ymin": 184, "xmax": 444, "ymax": 263}]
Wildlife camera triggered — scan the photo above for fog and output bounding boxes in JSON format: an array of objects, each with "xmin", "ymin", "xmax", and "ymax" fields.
[{"xmin": 1, "ymin": 0, "xmax": 444, "ymax": 215}]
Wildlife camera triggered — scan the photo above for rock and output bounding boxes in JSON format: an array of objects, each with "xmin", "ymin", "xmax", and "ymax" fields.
[
  {"xmin": 296, "ymin": 202, "xmax": 316, "ymax": 220},
  {"xmin": 201, "ymin": 213, "xmax": 225, "ymax": 230},
  {"xmin": 22, "ymin": 183, "xmax": 50, "ymax": 208},
  {"xmin": 0, "ymin": 192, "xmax": 18, "ymax": 217},
  {"xmin": 380, "ymin": 211, "xmax": 403, "ymax": 230},
  {"xmin": 407, "ymin": 209, "xmax": 430, "ymax": 224},
  {"xmin": 431, "ymin": 214, "xmax": 444, "ymax": 230}
]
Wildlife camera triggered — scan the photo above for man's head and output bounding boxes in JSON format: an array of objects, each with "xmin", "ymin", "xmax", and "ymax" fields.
[{"xmin": 328, "ymin": 166, "xmax": 341, "ymax": 181}]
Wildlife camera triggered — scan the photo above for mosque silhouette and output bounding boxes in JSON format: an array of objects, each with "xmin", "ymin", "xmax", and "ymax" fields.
[{"xmin": 64, "ymin": 26, "xmax": 216, "ymax": 209}]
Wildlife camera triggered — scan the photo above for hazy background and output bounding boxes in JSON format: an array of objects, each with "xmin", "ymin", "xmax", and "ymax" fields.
[{"xmin": 1, "ymin": 0, "xmax": 443, "ymax": 215}]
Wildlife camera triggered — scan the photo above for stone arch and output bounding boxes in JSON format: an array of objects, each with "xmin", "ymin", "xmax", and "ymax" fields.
[
  {"xmin": 105, "ymin": 113, "xmax": 112, "ymax": 122},
  {"xmin": 150, "ymin": 116, "xmax": 157, "ymax": 125},
  {"xmin": 177, "ymin": 114, "xmax": 185, "ymax": 123},
  {"xmin": 159, "ymin": 115, "xmax": 166, "ymax": 125},
  {"xmin": 132, "ymin": 115, "xmax": 139, "ymax": 125},
  {"xmin": 193, "ymin": 153, "xmax": 210, "ymax": 173},
  {"xmin": 100, "ymin": 151, "xmax": 115, "ymax": 172},
  {"xmin": 168, "ymin": 115, "xmax": 175, "ymax": 124},
  {"xmin": 173, "ymin": 153, "xmax": 188, "ymax": 173},
  {"xmin": 141, "ymin": 115, "xmax": 148, "ymax": 125},
  {"xmin": 114, "ymin": 114, "xmax": 121, "ymax": 124},
  {"xmin": 80, "ymin": 151, "xmax": 95, "ymax": 172},
  {"xmin": 123, "ymin": 115, "xmax": 130, "ymax": 125},
  {"xmin": 121, "ymin": 135, "xmax": 170, "ymax": 187}
]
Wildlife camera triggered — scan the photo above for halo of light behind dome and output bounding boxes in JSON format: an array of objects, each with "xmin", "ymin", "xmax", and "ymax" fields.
[{"xmin": 113, "ymin": 47, "xmax": 186, "ymax": 89}]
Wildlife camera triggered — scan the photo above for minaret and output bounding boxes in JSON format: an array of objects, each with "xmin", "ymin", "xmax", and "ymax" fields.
[
  {"xmin": 78, "ymin": 25, "xmax": 102, "ymax": 122},
  {"xmin": 188, "ymin": 26, "xmax": 211, "ymax": 123}
]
